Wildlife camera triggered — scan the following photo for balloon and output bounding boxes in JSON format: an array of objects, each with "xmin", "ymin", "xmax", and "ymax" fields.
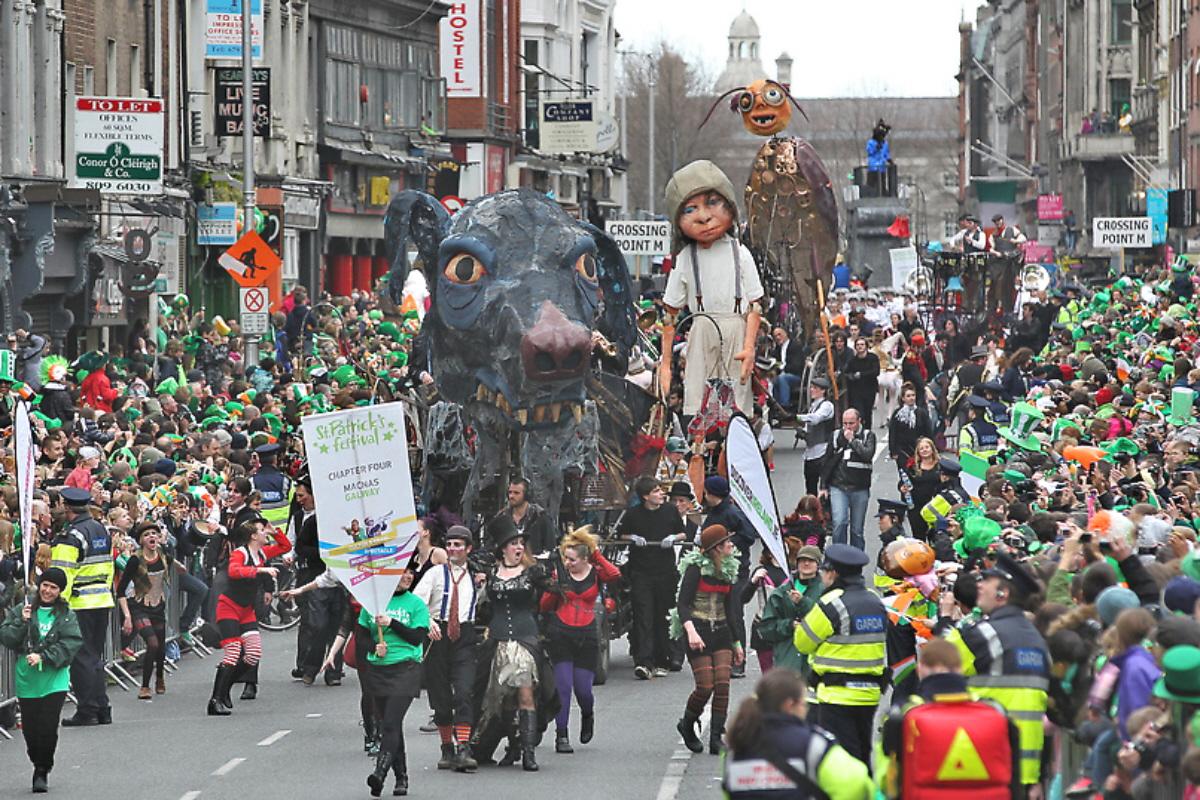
[{"xmin": 1063, "ymin": 445, "xmax": 1107, "ymax": 469}]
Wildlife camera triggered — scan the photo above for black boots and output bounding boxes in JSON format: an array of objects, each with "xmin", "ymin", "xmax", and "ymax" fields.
[
  {"xmin": 364, "ymin": 718, "xmax": 377, "ymax": 753},
  {"xmin": 580, "ymin": 712, "xmax": 594, "ymax": 744},
  {"xmin": 709, "ymin": 714, "xmax": 726, "ymax": 755},
  {"xmin": 240, "ymin": 682, "xmax": 257, "ymax": 700},
  {"xmin": 31, "ymin": 770, "xmax": 48, "ymax": 793},
  {"xmin": 677, "ymin": 711, "xmax": 703, "ymax": 753},
  {"xmin": 497, "ymin": 736, "xmax": 520, "ymax": 767},
  {"xmin": 437, "ymin": 743, "xmax": 455, "ymax": 770},
  {"xmin": 519, "ymin": 709, "xmax": 539, "ymax": 772},
  {"xmin": 452, "ymin": 743, "xmax": 478, "ymax": 773},
  {"xmin": 207, "ymin": 665, "xmax": 234, "ymax": 716},
  {"xmin": 555, "ymin": 729, "xmax": 573, "ymax": 754},
  {"xmin": 367, "ymin": 752, "xmax": 393, "ymax": 797},
  {"xmin": 391, "ymin": 755, "xmax": 408, "ymax": 796}
]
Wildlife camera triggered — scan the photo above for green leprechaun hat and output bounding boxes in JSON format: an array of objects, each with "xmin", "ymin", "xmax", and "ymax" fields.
[
  {"xmin": 1169, "ymin": 387, "xmax": 1196, "ymax": 426},
  {"xmin": 999, "ymin": 402, "xmax": 1045, "ymax": 451},
  {"xmin": 0, "ymin": 349, "xmax": 16, "ymax": 383}
]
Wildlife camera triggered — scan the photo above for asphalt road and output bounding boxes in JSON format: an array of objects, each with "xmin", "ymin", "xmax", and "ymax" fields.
[{"xmin": 0, "ymin": 427, "xmax": 900, "ymax": 800}]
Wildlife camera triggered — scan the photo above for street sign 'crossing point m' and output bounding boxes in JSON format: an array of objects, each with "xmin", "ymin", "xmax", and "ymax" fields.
[{"xmin": 1092, "ymin": 217, "xmax": 1152, "ymax": 250}]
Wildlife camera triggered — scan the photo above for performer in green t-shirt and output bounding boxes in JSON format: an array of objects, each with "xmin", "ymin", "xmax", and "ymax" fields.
[
  {"xmin": 0, "ymin": 567, "xmax": 84, "ymax": 794},
  {"xmin": 357, "ymin": 569, "xmax": 429, "ymax": 797}
]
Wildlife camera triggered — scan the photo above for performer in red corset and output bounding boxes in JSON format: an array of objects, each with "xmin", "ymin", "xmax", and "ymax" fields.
[
  {"xmin": 207, "ymin": 520, "xmax": 291, "ymax": 716},
  {"xmin": 539, "ymin": 526, "xmax": 622, "ymax": 754}
]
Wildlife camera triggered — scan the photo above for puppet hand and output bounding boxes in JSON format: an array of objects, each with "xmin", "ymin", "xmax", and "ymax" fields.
[{"xmin": 734, "ymin": 349, "xmax": 753, "ymax": 383}]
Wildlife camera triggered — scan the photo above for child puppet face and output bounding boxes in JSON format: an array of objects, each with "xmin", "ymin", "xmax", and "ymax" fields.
[{"xmin": 678, "ymin": 191, "xmax": 734, "ymax": 248}]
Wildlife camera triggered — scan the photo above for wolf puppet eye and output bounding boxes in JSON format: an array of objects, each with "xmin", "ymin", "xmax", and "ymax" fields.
[
  {"xmin": 444, "ymin": 253, "xmax": 486, "ymax": 285},
  {"xmin": 575, "ymin": 253, "xmax": 598, "ymax": 283}
]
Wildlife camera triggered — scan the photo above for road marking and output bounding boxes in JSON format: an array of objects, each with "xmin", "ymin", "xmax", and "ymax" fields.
[
  {"xmin": 257, "ymin": 729, "xmax": 291, "ymax": 746},
  {"xmin": 657, "ymin": 707, "xmax": 711, "ymax": 800},
  {"xmin": 305, "ymin": 713, "xmax": 322, "ymax": 718},
  {"xmin": 180, "ymin": 793, "xmax": 201, "ymax": 800},
  {"xmin": 656, "ymin": 761, "xmax": 688, "ymax": 800},
  {"xmin": 873, "ymin": 434, "xmax": 889, "ymax": 463},
  {"xmin": 212, "ymin": 758, "xmax": 245, "ymax": 776}
]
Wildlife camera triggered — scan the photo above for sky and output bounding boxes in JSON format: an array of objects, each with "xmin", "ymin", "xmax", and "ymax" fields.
[{"xmin": 612, "ymin": 0, "xmax": 979, "ymax": 97}]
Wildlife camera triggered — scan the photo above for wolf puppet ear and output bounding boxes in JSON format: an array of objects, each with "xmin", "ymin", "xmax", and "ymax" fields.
[
  {"xmin": 382, "ymin": 192, "xmax": 451, "ymax": 305},
  {"xmin": 580, "ymin": 222, "xmax": 637, "ymax": 368}
]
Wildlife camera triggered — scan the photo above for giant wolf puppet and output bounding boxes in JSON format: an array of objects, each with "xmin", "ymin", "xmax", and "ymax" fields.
[{"xmin": 383, "ymin": 189, "xmax": 640, "ymax": 524}]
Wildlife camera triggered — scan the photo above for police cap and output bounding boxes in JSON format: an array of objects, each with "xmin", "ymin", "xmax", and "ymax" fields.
[
  {"xmin": 938, "ymin": 456, "xmax": 962, "ymax": 474},
  {"xmin": 875, "ymin": 499, "xmax": 908, "ymax": 519},
  {"xmin": 255, "ymin": 443, "xmax": 282, "ymax": 458},
  {"xmin": 60, "ymin": 487, "xmax": 92, "ymax": 507},
  {"xmin": 821, "ymin": 543, "xmax": 869, "ymax": 574},
  {"xmin": 981, "ymin": 550, "xmax": 1040, "ymax": 597},
  {"xmin": 967, "ymin": 394, "xmax": 990, "ymax": 408}
]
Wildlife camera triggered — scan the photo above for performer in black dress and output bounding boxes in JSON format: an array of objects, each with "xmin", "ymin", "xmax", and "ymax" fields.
[{"xmin": 472, "ymin": 518, "xmax": 559, "ymax": 772}]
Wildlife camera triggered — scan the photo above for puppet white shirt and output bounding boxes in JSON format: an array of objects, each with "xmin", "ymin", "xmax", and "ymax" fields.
[{"xmin": 663, "ymin": 235, "xmax": 764, "ymax": 314}]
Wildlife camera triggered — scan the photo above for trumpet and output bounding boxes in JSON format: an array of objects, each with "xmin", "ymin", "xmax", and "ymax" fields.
[{"xmin": 593, "ymin": 331, "xmax": 618, "ymax": 358}]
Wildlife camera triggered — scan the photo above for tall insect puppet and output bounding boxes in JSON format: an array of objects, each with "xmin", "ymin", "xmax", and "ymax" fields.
[{"xmin": 700, "ymin": 79, "xmax": 839, "ymax": 348}]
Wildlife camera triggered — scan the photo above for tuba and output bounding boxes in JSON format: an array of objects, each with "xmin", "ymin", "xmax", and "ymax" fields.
[{"xmin": 904, "ymin": 266, "xmax": 933, "ymax": 295}]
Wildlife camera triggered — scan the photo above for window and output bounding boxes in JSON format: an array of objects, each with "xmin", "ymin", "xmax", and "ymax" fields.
[
  {"xmin": 130, "ymin": 45, "xmax": 141, "ymax": 96},
  {"xmin": 65, "ymin": 62, "xmax": 76, "ymax": 95},
  {"xmin": 327, "ymin": 59, "xmax": 360, "ymax": 124},
  {"xmin": 1110, "ymin": 78, "xmax": 1131, "ymax": 118},
  {"xmin": 83, "ymin": 65, "xmax": 94, "ymax": 95},
  {"xmin": 1111, "ymin": 0, "xmax": 1132, "ymax": 45},
  {"xmin": 943, "ymin": 171, "xmax": 957, "ymax": 188},
  {"xmin": 944, "ymin": 213, "xmax": 958, "ymax": 237},
  {"xmin": 106, "ymin": 39, "xmax": 117, "ymax": 93}
]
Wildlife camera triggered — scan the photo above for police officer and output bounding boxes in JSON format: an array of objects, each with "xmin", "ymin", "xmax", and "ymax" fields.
[
  {"xmin": 939, "ymin": 551, "xmax": 1049, "ymax": 793},
  {"xmin": 879, "ymin": 638, "xmax": 1020, "ymax": 799},
  {"xmin": 52, "ymin": 487, "xmax": 115, "ymax": 726},
  {"xmin": 959, "ymin": 395, "xmax": 1000, "ymax": 463},
  {"xmin": 876, "ymin": 499, "xmax": 908, "ymax": 551},
  {"xmin": 252, "ymin": 443, "xmax": 293, "ymax": 535},
  {"xmin": 792, "ymin": 543, "xmax": 887, "ymax": 765}
]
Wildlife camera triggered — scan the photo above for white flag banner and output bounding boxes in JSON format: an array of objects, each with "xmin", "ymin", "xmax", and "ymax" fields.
[
  {"xmin": 725, "ymin": 412, "xmax": 788, "ymax": 570},
  {"xmin": 14, "ymin": 401, "xmax": 35, "ymax": 588},
  {"xmin": 301, "ymin": 404, "xmax": 420, "ymax": 617}
]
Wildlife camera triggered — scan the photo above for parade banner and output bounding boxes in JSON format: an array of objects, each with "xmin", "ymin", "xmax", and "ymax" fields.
[
  {"xmin": 301, "ymin": 405, "xmax": 420, "ymax": 617},
  {"xmin": 725, "ymin": 412, "xmax": 788, "ymax": 570},
  {"xmin": 14, "ymin": 401, "xmax": 34, "ymax": 590}
]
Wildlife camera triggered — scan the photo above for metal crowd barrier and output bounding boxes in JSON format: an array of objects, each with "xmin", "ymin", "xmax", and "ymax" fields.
[
  {"xmin": 0, "ymin": 604, "xmax": 15, "ymax": 740},
  {"xmin": 1053, "ymin": 724, "xmax": 1184, "ymax": 799},
  {"xmin": 104, "ymin": 559, "xmax": 210, "ymax": 691}
]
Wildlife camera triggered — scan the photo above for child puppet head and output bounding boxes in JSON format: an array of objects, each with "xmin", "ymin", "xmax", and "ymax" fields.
[{"xmin": 665, "ymin": 160, "xmax": 739, "ymax": 253}]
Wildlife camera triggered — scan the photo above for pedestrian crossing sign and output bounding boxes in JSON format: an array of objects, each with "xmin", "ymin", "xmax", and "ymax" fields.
[{"xmin": 218, "ymin": 230, "xmax": 280, "ymax": 288}]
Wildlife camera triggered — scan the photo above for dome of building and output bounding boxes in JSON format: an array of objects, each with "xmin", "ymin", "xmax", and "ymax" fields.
[
  {"xmin": 716, "ymin": 10, "xmax": 765, "ymax": 92},
  {"xmin": 729, "ymin": 10, "xmax": 759, "ymax": 39}
]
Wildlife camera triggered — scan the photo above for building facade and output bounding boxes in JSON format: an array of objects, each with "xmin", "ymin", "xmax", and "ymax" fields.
[{"xmin": 514, "ymin": 0, "xmax": 626, "ymax": 220}]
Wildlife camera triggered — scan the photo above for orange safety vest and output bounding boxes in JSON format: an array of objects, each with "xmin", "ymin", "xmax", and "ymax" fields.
[{"xmin": 900, "ymin": 697, "xmax": 1015, "ymax": 800}]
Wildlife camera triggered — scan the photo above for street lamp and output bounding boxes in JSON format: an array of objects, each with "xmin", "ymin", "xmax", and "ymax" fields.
[{"xmin": 618, "ymin": 49, "xmax": 656, "ymax": 216}]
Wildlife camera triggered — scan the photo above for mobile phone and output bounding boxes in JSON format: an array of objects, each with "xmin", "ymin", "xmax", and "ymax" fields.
[{"xmin": 1079, "ymin": 533, "xmax": 1093, "ymax": 544}]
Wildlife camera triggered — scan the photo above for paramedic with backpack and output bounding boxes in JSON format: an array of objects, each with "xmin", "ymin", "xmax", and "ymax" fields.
[{"xmin": 879, "ymin": 637, "xmax": 1021, "ymax": 799}]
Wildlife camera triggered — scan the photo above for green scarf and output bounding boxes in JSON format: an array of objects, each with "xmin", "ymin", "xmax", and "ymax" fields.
[{"xmin": 668, "ymin": 547, "xmax": 741, "ymax": 640}]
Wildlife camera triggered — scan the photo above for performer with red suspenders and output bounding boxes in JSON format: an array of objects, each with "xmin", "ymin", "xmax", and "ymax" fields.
[{"xmin": 207, "ymin": 520, "xmax": 291, "ymax": 716}]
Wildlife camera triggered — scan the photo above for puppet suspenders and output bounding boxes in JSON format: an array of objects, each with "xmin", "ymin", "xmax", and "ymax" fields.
[{"xmin": 688, "ymin": 239, "xmax": 743, "ymax": 314}]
